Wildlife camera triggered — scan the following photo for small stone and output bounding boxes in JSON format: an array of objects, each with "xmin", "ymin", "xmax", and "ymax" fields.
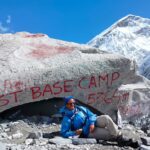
[
  {"xmin": 8, "ymin": 136, "xmax": 13, "ymax": 140},
  {"xmin": 4, "ymin": 128, "xmax": 10, "ymax": 132},
  {"xmin": 10, "ymin": 121, "xmax": 19, "ymax": 125},
  {"xmin": 52, "ymin": 123, "xmax": 57, "ymax": 126},
  {"xmin": 1, "ymin": 132, "xmax": 8, "ymax": 138},
  {"xmin": 137, "ymin": 129, "xmax": 145, "ymax": 134},
  {"xmin": 35, "ymin": 138, "xmax": 49, "ymax": 146},
  {"xmin": 39, "ymin": 140, "xmax": 49, "ymax": 146},
  {"xmin": 6, "ymin": 146, "xmax": 12, "ymax": 150},
  {"xmin": 12, "ymin": 132, "xmax": 23, "ymax": 139},
  {"xmin": 140, "ymin": 144, "xmax": 150, "ymax": 150},
  {"xmin": 42, "ymin": 124, "xmax": 49, "ymax": 128},
  {"xmin": 141, "ymin": 137, "xmax": 150, "ymax": 146},
  {"xmin": 0, "ymin": 123, "xmax": 9, "ymax": 130},
  {"xmin": 25, "ymin": 139, "xmax": 35, "ymax": 145},
  {"xmin": 72, "ymin": 138, "xmax": 97, "ymax": 145},
  {"xmin": 147, "ymin": 130, "xmax": 150, "ymax": 137},
  {"xmin": 27, "ymin": 132, "xmax": 43, "ymax": 139},
  {"xmin": 49, "ymin": 136, "xmax": 72, "ymax": 145}
]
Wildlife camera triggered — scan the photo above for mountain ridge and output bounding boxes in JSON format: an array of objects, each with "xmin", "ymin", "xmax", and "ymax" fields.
[{"xmin": 88, "ymin": 14, "xmax": 150, "ymax": 79}]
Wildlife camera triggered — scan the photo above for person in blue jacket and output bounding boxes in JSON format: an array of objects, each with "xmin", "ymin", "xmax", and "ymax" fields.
[{"xmin": 60, "ymin": 96, "xmax": 122, "ymax": 140}]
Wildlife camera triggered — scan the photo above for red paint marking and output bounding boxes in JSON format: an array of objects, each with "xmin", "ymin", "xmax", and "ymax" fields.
[
  {"xmin": 112, "ymin": 89, "xmax": 121, "ymax": 102},
  {"xmin": 42, "ymin": 84, "xmax": 53, "ymax": 96},
  {"xmin": 4, "ymin": 80, "xmax": 13, "ymax": 91},
  {"xmin": 89, "ymin": 76, "xmax": 97, "ymax": 88},
  {"xmin": 98, "ymin": 74, "xmax": 109, "ymax": 86},
  {"xmin": 118, "ymin": 104, "xmax": 141, "ymax": 116},
  {"xmin": 78, "ymin": 77, "xmax": 88, "ymax": 89},
  {"xmin": 87, "ymin": 90, "xmax": 129, "ymax": 105},
  {"xmin": 0, "ymin": 94, "xmax": 9, "ymax": 107},
  {"xmin": 30, "ymin": 80, "xmax": 74, "ymax": 100},
  {"xmin": 98, "ymin": 72, "xmax": 120, "ymax": 86},
  {"xmin": 29, "ymin": 49, "xmax": 52, "ymax": 58},
  {"xmin": 0, "ymin": 90, "xmax": 23, "ymax": 107},
  {"xmin": 87, "ymin": 93, "xmax": 96, "ymax": 104},
  {"xmin": 9, "ymin": 90, "xmax": 23, "ymax": 103},
  {"xmin": 27, "ymin": 44, "xmax": 74, "ymax": 58},
  {"xmin": 64, "ymin": 80, "xmax": 74, "ymax": 92},
  {"xmin": 111, "ymin": 72, "xmax": 120, "ymax": 85},
  {"xmin": 14, "ymin": 81, "xmax": 24, "ymax": 90},
  {"xmin": 53, "ymin": 81, "xmax": 63, "ymax": 95},
  {"xmin": 3, "ymin": 80, "xmax": 24, "ymax": 92},
  {"xmin": 0, "ymin": 71, "xmax": 123, "ymax": 108},
  {"xmin": 24, "ymin": 34, "xmax": 45, "ymax": 38},
  {"xmin": 30, "ymin": 87, "xmax": 42, "ymax": 100},
  {"xmin": 97, "ymin": 92, "xmax": 105, "ymax": 103}
]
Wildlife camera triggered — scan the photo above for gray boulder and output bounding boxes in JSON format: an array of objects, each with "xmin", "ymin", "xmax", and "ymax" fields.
[
  {"xmin": 0, "ymin": 32, "xmax": 149, "ymax": 122},
  {"xmin": 49, "ymin": 136, "xmax": 72, "ymax": 145},
  {"xmin": 72, "ymin": 138, "xmax": 97, "ymax": 145}
]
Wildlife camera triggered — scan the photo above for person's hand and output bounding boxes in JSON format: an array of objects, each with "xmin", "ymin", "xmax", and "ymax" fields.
[
  {"xmin": 89, "ymin": 124, "xmax": 95, "ymax": 133},
  {"xmin": 75, "ymin": 129, "xmax": 82, "ymax": 135}
]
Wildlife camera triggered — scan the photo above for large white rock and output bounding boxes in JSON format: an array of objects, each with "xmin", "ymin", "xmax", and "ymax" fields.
[{"xmin": 0, "ymin": 32, "xmax": 149, "ymax": 120}]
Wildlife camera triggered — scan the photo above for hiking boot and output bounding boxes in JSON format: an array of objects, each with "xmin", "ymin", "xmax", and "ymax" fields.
[
  {"xmin": 117, "ymin": 135, "xmax": 140, "ymax": 148},
  {"xmin": 117, "ymin": 134, "xmax": 132, "ymax": 146}
]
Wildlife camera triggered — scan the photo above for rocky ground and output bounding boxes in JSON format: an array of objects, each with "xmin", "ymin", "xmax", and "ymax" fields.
[
  {"xmin": 0, "ymin": 110, "xmax": 150, "ymax": 150},
  {"xmin": 0, "ymin": 99, "xmax": 149, "ymax": 150}
]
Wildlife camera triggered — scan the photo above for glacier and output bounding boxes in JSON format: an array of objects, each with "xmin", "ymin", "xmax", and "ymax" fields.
[{"xmin": 88, "ymin": 15, "xmax": 150, "ymax": 80}]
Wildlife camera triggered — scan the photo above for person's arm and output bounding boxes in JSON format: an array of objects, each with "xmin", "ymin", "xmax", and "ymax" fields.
[
  {"xmin": 77, "ymin": 106, "xmax": 97, "ymax": 135},
  {"xmin": 81, "ymin": 107, "xmax": 97, "ymax": 133},
  {"xmin": 87, "ymin": 108, "xmax": 97, "ymax": 132},
  {"xmin": 60, "ymin": 117, "xmax": 77, "ymax": 138},
  {"xmin": 84, "ymin": 107, "xmax": 97, "ymax": 125}
]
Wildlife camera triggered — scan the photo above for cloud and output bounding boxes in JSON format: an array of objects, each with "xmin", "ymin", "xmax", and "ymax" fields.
[
  {"xmin": 0, "ymin": 15, "xmax": 12, "ymax": 33},
  {"xmin": 6, "ymin": 15, "xmax": 11, "ymax": 24},
  {"xmin": 0, "ymin": 22, "xmax": 9, "ymax": 33}
]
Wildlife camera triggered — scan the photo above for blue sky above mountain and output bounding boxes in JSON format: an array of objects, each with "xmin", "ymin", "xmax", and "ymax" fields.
[{"xmin": 0, "ymin": 0, "xmax": 150, "ymax": 43}]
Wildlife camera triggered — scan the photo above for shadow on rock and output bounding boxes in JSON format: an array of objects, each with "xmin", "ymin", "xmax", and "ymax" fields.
[{"xmin": 43, "ymin": 131, "xmax": 60, "ymax": 139}]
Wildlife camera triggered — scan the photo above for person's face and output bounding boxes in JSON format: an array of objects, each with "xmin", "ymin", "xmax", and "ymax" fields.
[{"xmin": 66, "ymin": 99, "xmax": 76, "ymax": 110}]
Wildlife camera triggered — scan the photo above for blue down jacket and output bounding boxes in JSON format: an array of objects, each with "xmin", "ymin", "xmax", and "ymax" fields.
[{"xmin": 60, "ymin": 106, "xmax": 97, "ymax": 138}]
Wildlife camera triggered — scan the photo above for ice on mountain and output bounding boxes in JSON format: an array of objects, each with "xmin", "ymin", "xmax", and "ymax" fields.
[{"xmin": 88, "ymin": 14, "xmax": 150, "ymax": 80}]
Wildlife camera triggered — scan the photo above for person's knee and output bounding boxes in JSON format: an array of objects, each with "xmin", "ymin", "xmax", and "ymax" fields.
[
  {"xmin": 104, "ymin": 115, "xmax": 110, "ymax": 119},
  {"xmin": 97, "ymin": 115, "xmax": 112, "ymax": 126},
  {"xmin": 104, "ymin": 115, "xmax": 112, "ymax": 122}
]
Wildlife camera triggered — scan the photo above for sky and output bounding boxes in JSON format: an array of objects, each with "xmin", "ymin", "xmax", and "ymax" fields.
[{"xmin": 0, "ymin": 0, "xmax": 150, "ymax": 43}]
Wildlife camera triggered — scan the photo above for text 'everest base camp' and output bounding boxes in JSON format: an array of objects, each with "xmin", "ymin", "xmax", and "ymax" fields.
[{"xmin": 0, "ymin": 15, "xmax": 150, "ymax": 150}]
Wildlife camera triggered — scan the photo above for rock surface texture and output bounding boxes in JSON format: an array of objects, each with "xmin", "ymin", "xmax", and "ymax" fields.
[
  {"xmin": 0, "ymin": 32, "xmax": 149, "ymax": 121},
  {"xmin": 0, "ymin": 114, "xmax": 150, "ymax": 150}
]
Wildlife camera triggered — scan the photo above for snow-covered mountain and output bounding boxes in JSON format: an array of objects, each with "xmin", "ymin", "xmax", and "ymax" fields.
[{"xmin": 88, "ymin": 15, "xmax": 150, "ymax": 80}]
